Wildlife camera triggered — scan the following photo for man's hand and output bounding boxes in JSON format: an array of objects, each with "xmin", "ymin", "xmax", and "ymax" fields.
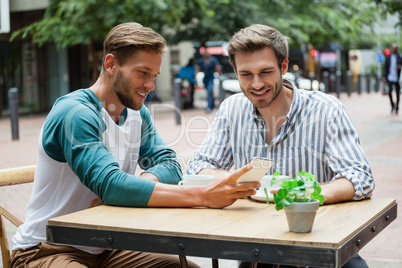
[
  {"xmin": 196, "ymin": 165, "xmax": 260, "ymax": 208},
  {"xmin": 148, "ymin": 165, "xmax": 260, "ymax": 209},
  {"xmin": 89, "ymin": 197, "xmax": 105, "ymax": 208}
]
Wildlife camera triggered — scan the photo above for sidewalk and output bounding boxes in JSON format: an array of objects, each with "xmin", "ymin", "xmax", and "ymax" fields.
[{"xmin": 1, "ymin": 91, "xmax": 401, "ymax": 267}]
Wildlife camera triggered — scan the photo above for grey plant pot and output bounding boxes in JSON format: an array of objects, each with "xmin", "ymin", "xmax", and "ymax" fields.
[{"xmin": 284, "ymin": 200, "xmax": 320, "ymax": 233}]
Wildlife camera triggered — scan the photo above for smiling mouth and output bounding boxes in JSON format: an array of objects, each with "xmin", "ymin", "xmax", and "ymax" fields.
[
  {"xmin": 251, "ymin": 89, "xmax": 269, "ymax": 97},
  {"xmin": 137, "ymin": 91, "xmax": 147, "ymax": 98}
]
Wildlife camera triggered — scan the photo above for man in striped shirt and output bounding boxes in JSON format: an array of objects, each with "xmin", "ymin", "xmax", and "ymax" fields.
[{"xmin": 186, "ymin": 24, "xmax": 373, "ymax": 268}]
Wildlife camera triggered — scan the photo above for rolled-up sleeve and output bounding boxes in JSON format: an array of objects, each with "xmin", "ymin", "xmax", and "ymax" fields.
[{"xmin": 326, "ymin": 104, "xmax": 375, "ymax": 200}]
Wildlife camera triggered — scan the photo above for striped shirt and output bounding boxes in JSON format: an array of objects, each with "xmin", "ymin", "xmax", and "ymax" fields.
[{"xmin": 185, "ymin": 82, "xmax": 374, "ymax": 200}]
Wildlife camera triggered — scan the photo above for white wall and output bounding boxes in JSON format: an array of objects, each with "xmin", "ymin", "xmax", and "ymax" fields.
[
  {"xmin": 155, "ymin": 51, "xmax": 173, "ymax": 101},
  {"xmin": 156, "ymin": 41, "xmax": 195, "ymax": 101},
  {"xmin": 10, "ymin": 0, "xmax": 48, "ymax": 12},
  {"xmin": 176, "ymin": 41, "xmax": 195, "ymax": 66}
]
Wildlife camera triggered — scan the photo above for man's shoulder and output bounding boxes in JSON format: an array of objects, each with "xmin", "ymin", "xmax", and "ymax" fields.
[
  {"xmin": 54, "ymin": 89, "xmax": 97, "ymax": 107},
  {"xmin": 47, "ymin": 89, "xmax": 102, "ymax": 126},
  {"xmin": 298, "ymin": 89, "xmax": 341, "ymax": 109}
]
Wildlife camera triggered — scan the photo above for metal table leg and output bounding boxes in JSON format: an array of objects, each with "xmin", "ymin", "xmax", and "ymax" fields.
[{"xmin": 179, "ymin": 255, "xmax": 189, "ymax": 268}]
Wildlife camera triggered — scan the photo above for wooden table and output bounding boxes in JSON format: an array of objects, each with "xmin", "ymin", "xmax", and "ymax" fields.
[{"xmin": 47, "ymin": 198, "xmax": 397, "ymax": 268}]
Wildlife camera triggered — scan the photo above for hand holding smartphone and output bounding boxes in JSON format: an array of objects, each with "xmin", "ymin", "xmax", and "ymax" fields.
[{"xmin": 237, "ymin": 157, "xmax": 273, "ymax": 183}]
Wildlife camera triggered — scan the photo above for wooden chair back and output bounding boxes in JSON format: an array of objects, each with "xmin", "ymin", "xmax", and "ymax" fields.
[{"xmin": 0, "ymin": 165, "xmax": 35, "ymax": 268}]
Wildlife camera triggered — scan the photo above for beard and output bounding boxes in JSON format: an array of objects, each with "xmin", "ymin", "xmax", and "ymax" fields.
[
  {"xmin": 113, "ymin": 70, "xmax": 143, "ymax": 111},
  {"xmin": 242, "ymin": 79, "xmax": 283, "ymax": 109}
]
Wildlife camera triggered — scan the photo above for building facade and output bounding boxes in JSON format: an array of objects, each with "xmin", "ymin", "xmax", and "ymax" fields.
[
  {"xmin": 0, "ymin": 0, "xmax": 194, "ymax": 117},
  {"xmin": 0, "ymin": 0, "xmax": 85, "ymax": 116}
]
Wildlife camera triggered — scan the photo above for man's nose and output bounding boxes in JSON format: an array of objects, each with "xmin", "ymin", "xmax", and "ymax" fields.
[
  {"xmin": 252, "ymin": 76, "xmax": 264, "ymax": 89},
  {"xmin": 144, "ymin": 78, "xmax": 155, "ymax": 91}
]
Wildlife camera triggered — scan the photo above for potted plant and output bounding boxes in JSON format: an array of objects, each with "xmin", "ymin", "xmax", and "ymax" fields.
[{"xmin": 264, "ymin": 171, "xmax": 325, "ymax": 233}]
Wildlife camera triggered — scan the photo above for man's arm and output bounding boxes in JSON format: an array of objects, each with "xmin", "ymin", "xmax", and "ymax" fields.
[
  {"xmin": 90, "ymin": 161, "xmax": 256, "ymax": 208},
  {"xmin": 148, "ymin": 164, "xmax": 259, "ymax": 208},
  {"xmin": 195, "ymin": 65, "xmax": 202, "ymax": 80},
  {"xmin": 138, "ymin": 106, "xmax": 182, "ymax": 184},
  {"xmin": 214, "ymin": 64, "xmax": 221, "ymax": 76},
  {"xmin": 44, "ymin": 100, "xmax": 156, "ymax": 207},
  {"xmin": 383, "ymin": 56, "xmax": 389, "ymax": 81},
  {"xmin": 320, "ymin": 177, "xmax": 355, "ymax": 204},
  {"xmin": 325, "ymin": 101, "xmax": 375, "ymax": 201},
  {"xmin": 140, "ymin": 172, "xmax": 160, "ymax": 182}
]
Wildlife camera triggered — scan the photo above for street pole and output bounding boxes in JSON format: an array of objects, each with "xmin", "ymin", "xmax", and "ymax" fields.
[
  {"xmin": 173, "ymin": 78, "xmax": 182, "ymax": 125},
  {"xmin": 346, "ymin": 70, "xmax": 351, "ymax": 97},
  {"xmin": 323, "ymin": 71, "xmax": 329, "ymax": 94},
  {"xmin": 366, "ymin": 73, "xmax": 371, "ymax": 93},
  {"xmin": 357, "ymin": 74, "xmax": 362, "ymax": 95},
  {"xmin": 336, "ymin": 71, "xmax": 341, "ymax": 98},
  {"xmin": 8, "ymin": 88, "xmax": 19, "ymax": 140},
  {"xmin": 219, "ymin": 77, "xmax": 225, "ymax": 105}
]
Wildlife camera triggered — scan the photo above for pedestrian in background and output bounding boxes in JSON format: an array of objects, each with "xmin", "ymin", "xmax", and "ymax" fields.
[
  {"xmin": 383, "ymin": 43, "xmax": 402, "ymax": 114},
  {"xmin": 196, "ymin": 51, "xmax": 221, "ymax": 113},
  {"xmin": 176, "ymin": 58, "xmax": 196, "ymax": 108}
]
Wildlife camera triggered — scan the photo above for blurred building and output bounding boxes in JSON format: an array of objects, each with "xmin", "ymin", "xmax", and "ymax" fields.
[
  {"xmin": 0, "ymin": 0, "xmax": 93, "ymax": 116},
  {"xmin": 0, "ymin": 0, "xmax": 190, "ymax": 117}
]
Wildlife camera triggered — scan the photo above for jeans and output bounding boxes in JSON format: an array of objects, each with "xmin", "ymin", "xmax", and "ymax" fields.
[
  {"xmin": 204, "ymin": 78, "xmax": 215, "ymax": 110},
  {"xmin": 387, "ymin": 80, "xmax": 401, "ymax": 111}
]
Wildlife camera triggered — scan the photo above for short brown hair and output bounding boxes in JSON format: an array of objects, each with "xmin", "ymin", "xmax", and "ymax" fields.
[
  {"xmin": 228, "ymin": 24, "xmax": 288, "ymax": 72},
  {"xmin": 102, "ymin": 22, "xmax": 167, "ymax": 71}
]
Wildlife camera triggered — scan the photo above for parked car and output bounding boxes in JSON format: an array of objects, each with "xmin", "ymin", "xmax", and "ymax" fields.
[
  {"xmin": 221, "ymin": 73, "xmax": 241, "ymax": 94},
  {"xmin": 283, "ymin": 72, "xmax": 325, "ymax": 91}
]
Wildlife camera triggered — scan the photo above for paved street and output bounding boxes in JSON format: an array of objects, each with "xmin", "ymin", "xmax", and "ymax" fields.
[{"xmin": 1, "ymin": 91, "xmax": 402, "ymax": 267}]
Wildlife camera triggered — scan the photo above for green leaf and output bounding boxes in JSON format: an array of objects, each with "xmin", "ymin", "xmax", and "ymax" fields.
[
  {"xmin": 264, "ymin": 187, "xmax": 269, "ymax": 205},
  {"xmin": 271, "ymin": 170, "xmax": 325, "ymax": 209}
]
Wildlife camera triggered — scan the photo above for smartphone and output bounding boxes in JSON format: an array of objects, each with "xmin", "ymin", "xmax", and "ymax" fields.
[{"xmin": 237, "ymin": 157, "xmax": 274, "ymax": 183}]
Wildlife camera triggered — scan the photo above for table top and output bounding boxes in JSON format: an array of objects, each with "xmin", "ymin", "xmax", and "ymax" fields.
[{"xmin": 47, "ymin": 198, "xmax": 397, "ymax": 267}]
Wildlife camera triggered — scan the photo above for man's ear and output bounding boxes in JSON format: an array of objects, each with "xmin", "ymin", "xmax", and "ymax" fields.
[
  {"xmin": 281, "ymin": 58, "xmax": 289, "ymax": 75},
  {"xmin": 104, "ymin": 54, "xmax": 116, "ymax": 75}
]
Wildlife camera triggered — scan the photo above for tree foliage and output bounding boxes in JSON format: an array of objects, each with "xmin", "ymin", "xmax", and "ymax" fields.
[
  {"xmin": 251, "ymin": 0, "xmax": 381, "ymax": 48},
  {"xmin": 11, "ymin": 0, "xmax": 191, "ymax": 47},
  {"xmin": 10, "ymin": 0, "xmax": 388, "ymax": 49},
  {"xmin": 375, "ymin": 0, "xmax": 402, "ymax": 22}
]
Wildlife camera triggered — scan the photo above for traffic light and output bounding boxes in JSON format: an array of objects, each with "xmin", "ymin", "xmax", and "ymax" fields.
[
  {"xmin": 310, "ymin": 49, "xmax": 318, "ymax": 57},
  {"xmin": 384, "ymin": 48, "xmax": 391, "ymax": 56}
]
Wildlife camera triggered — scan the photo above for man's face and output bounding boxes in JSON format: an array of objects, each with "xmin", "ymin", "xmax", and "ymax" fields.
[
  {"xmin": 234, "ymin": 47, "xmax": 288, "ymax": 109},
  {"xmin": 112, "ymin": 50, "xmax": 162, "ymax": 110}
]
